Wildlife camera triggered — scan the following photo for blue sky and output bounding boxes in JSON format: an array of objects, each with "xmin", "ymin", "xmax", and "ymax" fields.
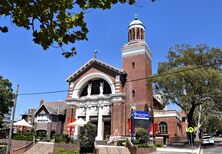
[{"xmin": 1, "ymin": 0, "xmax": 222, "ymax": 120}]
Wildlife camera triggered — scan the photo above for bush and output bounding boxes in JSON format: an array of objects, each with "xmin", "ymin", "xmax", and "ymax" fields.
[
  {"xmin": 134, "ymin": 140, "xmax": 139, "ymax": 145},
  {"xmin": 55, "ymin": 148, "xmax": 79, "ymax": 154},
  {"xmin": 117, "ymin": 140, "xmax": 126, "ymax": 146},
  {"xmin": 0, "ymin": 147, "xmax": 6, "ymax": 154},
  {"xmin": 36, "ymin": 130, "xmax": 47, "ymax": 138},
  {"xmin": 13, "ymin": 132, "xmax": 36, "ymax": 141},
  {"xmin": 79, "ymin": 122, "xmax": 97, "ymax": 153},
  {"xmin": 138, "ymin": 144, "xmax": 155, "ymax": 148},
  {"xmin": 155, "ymin": 143, "xmax": 163, "ymax": 147},
  {"xmin": 135, "ymin": 128, "xmax": 148, "ymax": 144},
  {"xmin": 55, "ymin": 134, "xmax": 71, "ymax": 143}
]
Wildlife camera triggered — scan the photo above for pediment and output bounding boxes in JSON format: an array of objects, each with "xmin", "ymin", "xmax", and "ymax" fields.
[{"xmin": 66, "ymin": 58, "xmax": 125, "ymax": 82}]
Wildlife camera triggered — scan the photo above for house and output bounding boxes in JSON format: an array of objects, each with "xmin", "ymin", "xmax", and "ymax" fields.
[
  {"xmin": 21, "ymin": 109, "xmax": 36, "ymax": 126},
  {"xmin": 34, "ymin": 99, "xmax": 66, "ymax": 137}
]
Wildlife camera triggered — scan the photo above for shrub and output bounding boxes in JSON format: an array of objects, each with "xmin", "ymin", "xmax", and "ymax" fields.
[
  {"xmin": 55, "ymin": 134, "xmax": 71, "ymax": 143},
  {"xmin": 79, "ymin": 122, "xmax": 97, "ymax": 153},
  {"xmin": 13, "ymin": 132, "xmax": 36, "ymax": 141},
  {"xmin": 155, "ymin": 143, "xmax": 163, "ymax": 147},
  {"xmin": 55, "ymin": 148, "xmax": 79, "ymax": 154},
  {"xmin": 135, "ymin": 128, "xmax": 148, "ymax": 144},
  {"xmin": 0, "ymin": 147, "xmax": 6, "ymax": 154},
  {"xmin": 134, "ymin": 140, "xmax": 139, "ymax": 145},
  {"xmin": 138, "ymin": 144, "xmax": 155, "ymax": 148},
  {"xmin": 36, "ymin": 130, "xmax": 47, "ymax": 138},
  {"xmin": 117, "ymin": 140, "xmax": 126, "ymax": 146}
]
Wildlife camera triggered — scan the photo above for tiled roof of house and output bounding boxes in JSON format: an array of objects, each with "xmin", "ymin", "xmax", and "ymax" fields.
[
  {"xmin": 44, "ymin": 101, "xmax": 66, "ymax": 115},
  {"xmin": 35, "ymin": 100, "xmax": 66, "ymax": 115}
]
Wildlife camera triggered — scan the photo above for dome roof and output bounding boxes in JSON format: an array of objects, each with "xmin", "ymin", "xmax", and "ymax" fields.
[{"xmin": 128, "ymin": 16, "xmax": 145, "ymax": 30}]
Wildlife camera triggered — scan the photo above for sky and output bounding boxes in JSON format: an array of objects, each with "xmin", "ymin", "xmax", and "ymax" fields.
[{"xmin": 1, "ymin": 0, "xmax": 222, "ymax": 120}]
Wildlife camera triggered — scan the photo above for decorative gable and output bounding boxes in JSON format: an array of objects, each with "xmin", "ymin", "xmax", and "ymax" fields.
[{"xmin": 66, "ymin": 58, "xmax": 125, "ymax": 82}]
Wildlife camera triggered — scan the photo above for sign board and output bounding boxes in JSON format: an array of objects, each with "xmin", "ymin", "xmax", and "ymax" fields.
[
  {"xmin": 131, "ymin": 111, "xmax": 150, "ymax": 144},
  {"xmin": 187, "ymin": 127, "xmax": 194, "ymax": 133},
  {"xmin": 133, "ymin": 111, "xmax": 149, "ymax": 119}
]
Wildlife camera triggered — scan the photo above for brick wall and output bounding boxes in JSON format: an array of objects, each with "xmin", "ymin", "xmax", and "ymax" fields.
[
  {"xmin": 155, "ymin": 117, "xmax": 182, "ymax": 138},
  {"xmin": 122, "ymin": 49, "xmax": 153, "ymax": 136}
]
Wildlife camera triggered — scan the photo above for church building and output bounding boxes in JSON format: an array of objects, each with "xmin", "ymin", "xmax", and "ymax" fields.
[
  {"xmin": 63, "ymin": 16, "xmax": 187, "ymax": 142},
  {"xmin": 64, "ymin": 16, "xmax": 154, "ymax": 140}
]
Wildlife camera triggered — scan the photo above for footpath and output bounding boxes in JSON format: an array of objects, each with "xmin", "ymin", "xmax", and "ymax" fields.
[{"xmin": 155, "ymin": 143, "xmax": 201, "ymax": 154}]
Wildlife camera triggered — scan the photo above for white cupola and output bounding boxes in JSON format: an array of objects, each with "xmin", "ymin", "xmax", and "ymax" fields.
[{"xmin": 128, "ymin": 15, "xmax": 145, "ymax": 42}]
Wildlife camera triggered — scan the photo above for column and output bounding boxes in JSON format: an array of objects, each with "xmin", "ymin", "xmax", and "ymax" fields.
[
  {"xmin": 73, "ymin": 108, "xmax": 79, "ymax": 140},
  {"xmin": 86, "ymin": 106, "xmax": 90, "ymax": 122},
  {"xmin": 96, "ymin": 105, "xmax": 104, "ymax": 140}
]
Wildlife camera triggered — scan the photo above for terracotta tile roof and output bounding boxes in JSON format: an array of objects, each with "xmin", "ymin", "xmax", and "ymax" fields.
[
  {"xmin": 35, "ymin": 101, "xmax": 66, "ymax": 115},
  {"xmin": 66, "ymin": 58, "xmax": 125, "ymax": 82}
]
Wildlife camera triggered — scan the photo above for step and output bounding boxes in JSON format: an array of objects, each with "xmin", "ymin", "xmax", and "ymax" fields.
[{"xmin": 24, "ymin": 142, "xmax": 54, "ymax": 154}]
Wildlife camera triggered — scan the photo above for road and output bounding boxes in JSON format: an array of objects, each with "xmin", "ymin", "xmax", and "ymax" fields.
[{"xmin": 202, "ymin": 143, "xmax": 222, "ymax": 154}]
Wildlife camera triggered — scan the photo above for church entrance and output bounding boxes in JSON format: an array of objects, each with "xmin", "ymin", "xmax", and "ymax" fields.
[{"xmin": 103, "ymin": 121, "xmax": 111, "ymax": 140}]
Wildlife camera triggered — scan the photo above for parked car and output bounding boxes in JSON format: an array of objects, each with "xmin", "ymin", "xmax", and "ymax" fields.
[{"xmin": 202, "ymin": 135, "xmax": 214, "ymax": 145}]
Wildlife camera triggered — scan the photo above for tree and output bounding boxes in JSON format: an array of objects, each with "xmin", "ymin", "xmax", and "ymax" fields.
[
  {"xmin": 79, "ymin": 122, "xmax": 97, "ymax": 153},
  {"xmin": 0, "ymin": 0, "xmax": 155, "ymax": 58},
  {"xmin": 151, "ymin": 44, "xmax": 222, "ymax": 128},
  {"xmin": 0, "ymin": 76, "xmax": 14, "ymax": 128}
]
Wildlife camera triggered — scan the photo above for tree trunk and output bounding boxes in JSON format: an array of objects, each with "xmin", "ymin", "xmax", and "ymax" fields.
[
  {"xmin": 187, "ymin": 102, "xmax": 196, "ymax": 145},
  {"xmin": 187, "ymin": 102, "xmax": 196, "ymax": 127},
  {"xmin": 195, "ymin": 105, "xmax": 202, "ymax": 141}
]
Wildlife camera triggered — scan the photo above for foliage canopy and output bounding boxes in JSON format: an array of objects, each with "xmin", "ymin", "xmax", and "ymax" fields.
[
  {"xmin": 0, "ymin": 0, "xmax": 155, "ymax": 58},
  {"xmin": 151, "ymin": 44, "xmax": 222, "ymax": 127},
  {"xmin": 0, "ymin": 76, "xmax": 14, "ymax": 128}
]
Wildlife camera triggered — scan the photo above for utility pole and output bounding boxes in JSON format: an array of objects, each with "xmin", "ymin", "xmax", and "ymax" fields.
[{"xmin": 6, "ymin": 84, "xmax": 19, "ymax": 154}]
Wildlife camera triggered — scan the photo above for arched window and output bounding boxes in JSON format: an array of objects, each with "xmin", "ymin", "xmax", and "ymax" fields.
[
  {"xmin": 159, "ymin": 122, "xmax": 168, "ymax": 134},
  {"xmin": 80, "ymin": 79, "xmax": 111, "ymax": 97}
]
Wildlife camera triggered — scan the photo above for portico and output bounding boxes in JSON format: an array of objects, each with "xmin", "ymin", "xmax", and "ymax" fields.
[{"xmin": 65, "ymin": 61, "xmax": 126, "ymax": 140}]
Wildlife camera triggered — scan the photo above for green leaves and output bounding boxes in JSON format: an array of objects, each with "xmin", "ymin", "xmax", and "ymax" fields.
[
  {"xmin": 79, "ymin": 122, "xmax": 97, "ymax": 148},
  {"xmin": 152, "ymin": 44, "xmax": 222, "ymax": 127},
  {"xmin": 0, "ymin": 0, "xmax": 149, "ymax": 58},
  {"xmin": 0, "ymin": 26, "xmax": 8, "ymax": 33},
  {"xmin": 0, "ymin": 75, "xmax": 14, "ymax": 128}
]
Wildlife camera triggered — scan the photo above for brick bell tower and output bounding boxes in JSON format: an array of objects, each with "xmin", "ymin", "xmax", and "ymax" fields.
[{"xmin": 122, "ymin": 16, "xmax": 153, "ymax": 135}]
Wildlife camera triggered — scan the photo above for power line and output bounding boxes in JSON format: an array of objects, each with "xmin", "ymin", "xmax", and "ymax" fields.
[
  {"xmin": 18, "ymin": 90, "xmax": 68, "ymax": 96},
  {"xmin": 18, "ymin": 61, "xmax": 221, "ymax": 96}
]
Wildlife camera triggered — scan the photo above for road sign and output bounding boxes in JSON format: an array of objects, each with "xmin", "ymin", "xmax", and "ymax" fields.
[{"xmin": 187, "ymin": 127, "xmax": 194, "ymax": 133}]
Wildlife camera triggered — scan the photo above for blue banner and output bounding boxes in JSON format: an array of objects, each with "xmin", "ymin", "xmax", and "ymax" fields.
[{"xmin": 133, "ymin": 111, "xmax": 149, "ymax": 119}]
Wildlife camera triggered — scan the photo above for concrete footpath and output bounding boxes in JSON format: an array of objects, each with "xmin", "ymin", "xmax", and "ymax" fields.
[{"xmin": 154, "ymin": 146, "xmax": 201, "ymax": 154}]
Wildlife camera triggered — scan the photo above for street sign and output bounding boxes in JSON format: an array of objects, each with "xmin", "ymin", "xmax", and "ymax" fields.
[{"xmin": 187, "ymin": 127, "xmax": 194, "ymax": 133}]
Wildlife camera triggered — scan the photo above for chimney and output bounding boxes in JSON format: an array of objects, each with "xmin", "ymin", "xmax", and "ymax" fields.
[{"xmin": 40, "ymin": 99, "xmax": 44, "ymax": 106}]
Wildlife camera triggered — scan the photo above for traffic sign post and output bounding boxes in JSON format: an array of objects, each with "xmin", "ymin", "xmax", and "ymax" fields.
[
  {"xmin": 187, "ymin": 127, "xmax": 194, "ymax": 133},
  {"xmin": 187, "ymin": 127, "xmax": 194, "ymax": 154}
]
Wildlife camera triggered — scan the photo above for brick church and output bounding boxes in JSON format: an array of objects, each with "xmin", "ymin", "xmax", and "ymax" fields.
[{"xmin": 63, "ymin": 16, "xmax": 187, "ymax": 141}]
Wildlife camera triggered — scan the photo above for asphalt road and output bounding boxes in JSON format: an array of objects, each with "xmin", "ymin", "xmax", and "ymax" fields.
[{"xmin": 202, "ymin": 143, "xmax": 222, "ymax": 154}]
